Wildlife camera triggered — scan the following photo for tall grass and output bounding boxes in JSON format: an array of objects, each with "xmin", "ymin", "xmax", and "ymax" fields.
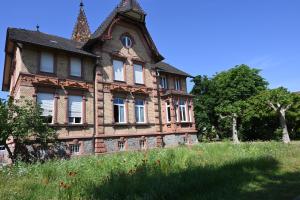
[{"xmin": 1, "ymin": 142, "xmax": 300, "ymax": 200}]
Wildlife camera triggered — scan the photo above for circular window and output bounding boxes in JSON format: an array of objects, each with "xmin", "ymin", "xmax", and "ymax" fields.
[{"xmin": 121, "ymin": 35, "xmax": 133, "ymax": 48}]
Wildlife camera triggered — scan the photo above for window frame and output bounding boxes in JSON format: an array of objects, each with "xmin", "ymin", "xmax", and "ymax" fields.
[
  {"xmin": 114, "ymin": 98, "xmax": 126, "ymax": 124},
  {"xmin": 113, "ymin": 59, "xmax": 125, "ymax": 82},
  {"xmin": 175, "ymin": 78, "xmax": 181, "ymax": 91},
  {"xmin": 118, "ymin": 141, "xmax": 126, "ymax": 151},
  {"xmin": 121, "ymin": 35, "xmax": 133, "ymax": 48},
  {"xmin": 69, "ymin": 144, "xmax": 80, "ymax": 155},
  {"xmin": 39, "ymin": 52, "xmax": 55, "ymax": 74},
  {"xmin": 135, "ymin": 99, "xmax": 145, "ymax": 123},
  {"xmin": 166, "ymin": 101, "xmax": 171, "ymax": 123},
  {"xmin": 37, "ymin": 92, "xmax": 55, "ymax": 124},
  {"xmin": 69, "ymin": 57, "xmax": 83, "ymax": 78},
  {"xmin": 160, "ymin": 75, "xmax": 168, "ymax": 89},
  {"xmin": 140, "ymin": 140, "xmax": 146, "ymax": 150},
  {"xmin": 68, "ymin": 95, "xmax": 83, "ymax": 125},
  {"xmin": 179, "ymin": 98, "xmax": 188, "ymax": 122},
  {"xmin": 133, "ymin": 63, "xmax": 144, "ymax": 85}
]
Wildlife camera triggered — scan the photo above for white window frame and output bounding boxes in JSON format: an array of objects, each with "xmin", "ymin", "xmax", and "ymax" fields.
[
  {"xmin": 134, "ymin": 64, "xmax": 144, "ymax": 84},
  {"xmin": 188, "ymin": 101, "xmax": 193, "ymax": 122},
  {"xmin": 40, "ymin": 52, "xmax": 54, "ymax": 73},
  {"xmin": 179, "ymin": 98, "xmax": 188, "ymax": 122},
  {"xmin": 113, "ymin": 60, "xmax": 125, "ymax": 81},
  {"xmin": 160, "ymin": 76, "xmax": 168, "ymax": 89},
  {"xmin": 175, "ymin": 78, "xmax": 181, "ymax": 91},
  {"xmin": 121, "ymin": 36, "xmax": 133, "ymax": 48},
  {"xmin": 114, "ymin": 98, "xmax": 126, "ymax": 124},
  {"xmin": 68, "ymin": 95, "xmax": 83, "ymax": 125},
  {"xmin": 174, "ymin": 100, "xmax": 180, "ymax": 122},
  {"xmin": 70, "ymin": 144, "xmax": 80, "ymax": 155},
  {"xmin": 166, "ymin": 102, "xmax": 171, "ymax": 123},
  {"xmin": 37, "ymin": 93, "xmax": 54, "ymax": 124},
  {"xmin": 135, "ymin": 99, "xmax": 145, "ymax": 123},
  {"xmin": 118, "ymin": 141, "xmax": 125, "ymax": 151},
  {"xmin": 70, "ymin": 57, "xmax": 82, "ymax": 77}
]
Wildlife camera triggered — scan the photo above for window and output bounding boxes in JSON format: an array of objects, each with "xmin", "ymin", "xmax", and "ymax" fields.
[
  {"xmin": 160, "ymin": 76, "xmax": 168, "ymax": 89},
  {"xmin": 134, "ymin": 64, "xmax": 144, "ymax": 84},
  {"xmin": 166, "ymin": 101, "xmax": 171, "ymax": 123},
  {"xmin": 113, "ymin": 60, "xmax": 124, "ymax": 81},
  {"xmin": 140, "ymin": 140, "xmax": 146, "ymax": 150},
  {"xmin": 179, "ymin": 98, "xmax": 187, "ymax": 122},
  {"xmin": 114, "ymin": 98, "xmax": 126, "ymax": 123},
  {"xmin": 37, "ymin": 93, "xmax": 54, "ymax": 124},
  {"xmin": 174, "ymin": 100, "xmax": 179, "ymax": 122},
  {"xmin": 0, "ymin": 146, "xmax": 5, "ymax": 151},
  {"xmin": 135, "ymin": 99, "xmax": 145, "ymax": 123},
  {"xmin": 70, "ymin": 144, "xmax": 80, "ymax": 155},
  {"xmin": 40, "ymin": 52, "xmax": 54, "ymax": 73},
  {"xmin": 183, "ymin": 137, "xmax": 188, "ymax": 144},
  {"xmin": 68, "ymin": 96, "xmax": 83, "ymax": 124},
  {"xmin": 70, "ymin": 57, "xmax": 82, "ymax": 77},
  {"xmin": 121, "ymin": 35, "xmax": 133, "ymax": 48},
  {"xmin": 175, "ymin": 78, "xmax": 181, "ymax": 91},
  {"xmin": 118, "ymin": 141, "xmax": 125, "ymax": 151},
  {"xmin": 188, "ymin": 100, "xmax": 193, "ymax": 122}
]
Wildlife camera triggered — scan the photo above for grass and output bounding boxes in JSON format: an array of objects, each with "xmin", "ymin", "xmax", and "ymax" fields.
[{"xmin": 1, "ymin": 142, "xmax": 300, "ymax": 200}]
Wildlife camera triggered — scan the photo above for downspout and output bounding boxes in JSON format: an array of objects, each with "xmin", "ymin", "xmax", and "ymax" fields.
[{"xmin": 156, "ymin": 68, "xmax": 163, "ymax": 133}]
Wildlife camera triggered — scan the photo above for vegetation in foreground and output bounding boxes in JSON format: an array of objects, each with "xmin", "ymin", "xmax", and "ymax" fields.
[{"xmin": 1, "ymin": 142, "xmax": 300, "ymax": 200}]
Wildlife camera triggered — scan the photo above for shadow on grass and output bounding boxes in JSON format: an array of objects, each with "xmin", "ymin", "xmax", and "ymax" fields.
[{"xmin": 83, "ymin": 156, "xmax": 300, "ymax": 200}]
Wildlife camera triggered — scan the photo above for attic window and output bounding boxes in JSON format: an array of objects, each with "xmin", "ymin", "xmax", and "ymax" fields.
[{"xmin": 121, "ymin": 35, "xmax": 133, "ymax": 48}]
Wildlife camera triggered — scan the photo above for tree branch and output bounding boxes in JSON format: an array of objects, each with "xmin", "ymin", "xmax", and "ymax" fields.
[{"xmin": 268, "ymin": 101, "xmax": 277, "ymax": 111}]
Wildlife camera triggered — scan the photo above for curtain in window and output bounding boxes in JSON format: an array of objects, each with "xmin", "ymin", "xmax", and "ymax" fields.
[
  {"xmin": 68, "ymin": 96, "xmax": 82, "ymax": 118},
  {"xmin": 113, "ymin": 60, "xmax": 124, "ymax": 81},
  {"xmin": 134, "ymin": 64, "xmax": 143, "ymax": 84},
  {"xmin": 70, "ymin": 58, "xmax": 81, "ymax": 77},
  {"xmin": 40, "ymin": 52, "xmax": 54, "ymax": 73},
  {"xmin": 37, "ymin": 93, "xmax": 54, "ymax": 116}
]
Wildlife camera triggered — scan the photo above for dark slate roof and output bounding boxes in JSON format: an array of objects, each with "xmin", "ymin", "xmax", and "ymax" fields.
[
  {"xmin": 7, "ymin": 28, "xmax": 96, "ymax": 57},
  {"xmin": 156, "ymin": 62, "xmax": 193, "ymax": 78},
  {"xmin": 90, "ymin": 0, "xmax": 145, "ymax": 40}
]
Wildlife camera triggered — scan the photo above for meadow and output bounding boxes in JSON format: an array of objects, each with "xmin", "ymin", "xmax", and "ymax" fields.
[{"xmin": 1, "ymin": 142, "xmax": 300, "ymax": 200}]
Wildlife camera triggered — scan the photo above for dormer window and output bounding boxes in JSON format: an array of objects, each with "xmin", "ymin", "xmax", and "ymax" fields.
[
  {"xmin": 40, "ymin": 52, "xmax": 54, "ymax": 73},
  {"xmin": 70, "ymin": 57, "xmax": 82, "ymax": 77},
  {"xmin": 121, "ymin": 35, "xmax": 133, "ymax": 48}
]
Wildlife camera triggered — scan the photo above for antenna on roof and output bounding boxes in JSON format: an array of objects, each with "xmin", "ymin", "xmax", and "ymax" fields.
[{"xmin": 36, "ymin": 24, "xmax": 40, "ymax": 32}]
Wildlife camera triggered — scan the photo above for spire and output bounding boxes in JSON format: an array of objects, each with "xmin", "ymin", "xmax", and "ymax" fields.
[{"xmin": 72, "ymin": 1, "xmax": 91, "ymax": 43}]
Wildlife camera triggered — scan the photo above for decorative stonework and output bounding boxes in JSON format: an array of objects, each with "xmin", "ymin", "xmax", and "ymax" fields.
[{"xmin": 72, "ymin": 2, "xmax": 91, "ymax": 43}]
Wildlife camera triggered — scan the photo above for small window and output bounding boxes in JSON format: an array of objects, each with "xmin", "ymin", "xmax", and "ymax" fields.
[
  {"xmin": 179, "ymin": 98, "xmax": 187, "ymax": 122},
  {"xmin": 0, "ymin": 146, "xmax": 5, "ymax": 151},
  {"xmin": 68, "ymin": 96, "xmax": 83, "ymax": 124},
  {"xmin": 166, "ymin": 101, "xmax": 171, "ymax": 123},
  {"xmin": 121, "ymin": 35, "xmax": 133, "ymax": 48},
  {"xmin": 37, "ymin": 93, "xmax": 54, "ymax": 124},
  {"xmin": 175, "ymin": 78, "xmax": 181, "ymax": 91},
  {"xmin": 40, "ymin": 52, "xmax": 54, "ymax": 73},
  {"xmin": 70, "ymin": 57, "xmax": 82, "ymax": 77},
  {"xmin": 70, "ymin": 144, "xmax": 80, "ymax": 155},
  {"xmin": 135, "ymin": 99, "xmax": 145, "ymax": 123},
  {"xmin": 160, "ymin": 76, "xmax": 168, "ymax": 89},
  {"xmin": 140, "ymin": 140, "xmax": 146, "ymax": 150},
  {"xmin": 114, "ymin": 98, "xmax": 126, "ymax": 123},
  {"xmin": 183, "ymin": 137, "xmax": 188, "ymax": 144},
  {"xmin": 118, "ymin": 141, "xmax": 125, "ymax": 151},
  {"xmin": 134, "ymin": 64, "xmax": 144, "ymax": 84},
  {"xmin": 113, "ymin": 60, "xmax": 125, "ymax": 81}
]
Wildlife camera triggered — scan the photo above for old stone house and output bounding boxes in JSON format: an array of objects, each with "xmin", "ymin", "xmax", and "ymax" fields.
[{"xmin": 1, "ymin": 0, "xmax": 197, "ymax": 157}]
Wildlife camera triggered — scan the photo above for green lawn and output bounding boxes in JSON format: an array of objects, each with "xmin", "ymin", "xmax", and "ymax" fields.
[{"xmin": 1, "ymin": 142, "xmax": 300, "ymax": 200}]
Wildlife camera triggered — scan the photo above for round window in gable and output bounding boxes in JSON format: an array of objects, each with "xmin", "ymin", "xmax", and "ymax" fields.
[{"xmin": 121, "ymin": 35, "xmax": 133, "ymax": 48}]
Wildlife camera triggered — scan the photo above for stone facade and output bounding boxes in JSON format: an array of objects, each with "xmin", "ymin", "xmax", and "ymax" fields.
[{"xmin": 2, "ymin": 0, "xmax": 198, "ymax": 159}]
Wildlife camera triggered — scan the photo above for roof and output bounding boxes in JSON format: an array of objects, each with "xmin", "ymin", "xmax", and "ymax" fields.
[
  {"xmin": 156, "ymin": 62, "xmax": 193, "ymax": 78},
  {"xmin": 7, "ymin": 28, "xmax": 96, "ymax": 57},
  {"xmin": 118, "ymin": 0, "xmax": 146, "ymax": 15}
]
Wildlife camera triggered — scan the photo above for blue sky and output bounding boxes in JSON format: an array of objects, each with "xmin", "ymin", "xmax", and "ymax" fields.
[{"xmin": 1, "ymin": 0, "xmax": 300, "ymax": 99}]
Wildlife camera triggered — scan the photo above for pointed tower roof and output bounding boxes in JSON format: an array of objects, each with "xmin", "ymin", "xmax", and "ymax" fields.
[{"xmin": 72, "ymin": 1, "xmax": 91, "ymax": 43}]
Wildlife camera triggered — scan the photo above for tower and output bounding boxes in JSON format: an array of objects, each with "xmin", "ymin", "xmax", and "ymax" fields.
[{"xmin": 72, "ymin": 1, "xmax": 91, "ymax": 43}]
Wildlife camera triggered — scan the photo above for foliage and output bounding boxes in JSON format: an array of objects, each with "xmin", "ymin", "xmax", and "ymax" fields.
[
  {"xmin": 0, "ymin": 97, "xmax": 56, "ymax": 163},
  {"xmin": 1, "ymin": 142, "xmax": 300, "ymax": 200}
]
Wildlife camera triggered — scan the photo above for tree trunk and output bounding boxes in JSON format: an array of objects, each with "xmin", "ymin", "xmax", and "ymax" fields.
[
  {"xmin": 232, "ymin": 114, "xmax": 240, "ymax": 144},
  {"xmin": 4, "ymin": 143, "xmax": 15, "ymax": 164},
  {"xmin": 279, "ymin": 110, "xmax": 291, "ymax": 144}
]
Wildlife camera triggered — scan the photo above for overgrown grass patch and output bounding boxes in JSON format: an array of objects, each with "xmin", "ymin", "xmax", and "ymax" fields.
[{"xmin": 1, "ymin": 142, "xmax": 300, "ymax": 200}]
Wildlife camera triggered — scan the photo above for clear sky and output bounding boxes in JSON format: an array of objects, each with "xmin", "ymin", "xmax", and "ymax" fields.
[{"xmin": 1, "ymin": 0, "xmax": 300, "ymax": 99}]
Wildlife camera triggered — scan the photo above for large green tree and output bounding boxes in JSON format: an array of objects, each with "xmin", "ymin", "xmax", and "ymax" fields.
[{"xmin": 0, "ymin": 98, "xmax": 56, "ymax": 163}]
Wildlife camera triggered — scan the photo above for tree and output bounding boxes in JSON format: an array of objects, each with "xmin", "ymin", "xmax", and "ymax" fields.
[
  {"xmin": 0, "ymin": 97, "xmax": 56, "ymax": 163},
  {"xmin": 211, "ymin": 65, "xmax": 268, "ymax": 143}
]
